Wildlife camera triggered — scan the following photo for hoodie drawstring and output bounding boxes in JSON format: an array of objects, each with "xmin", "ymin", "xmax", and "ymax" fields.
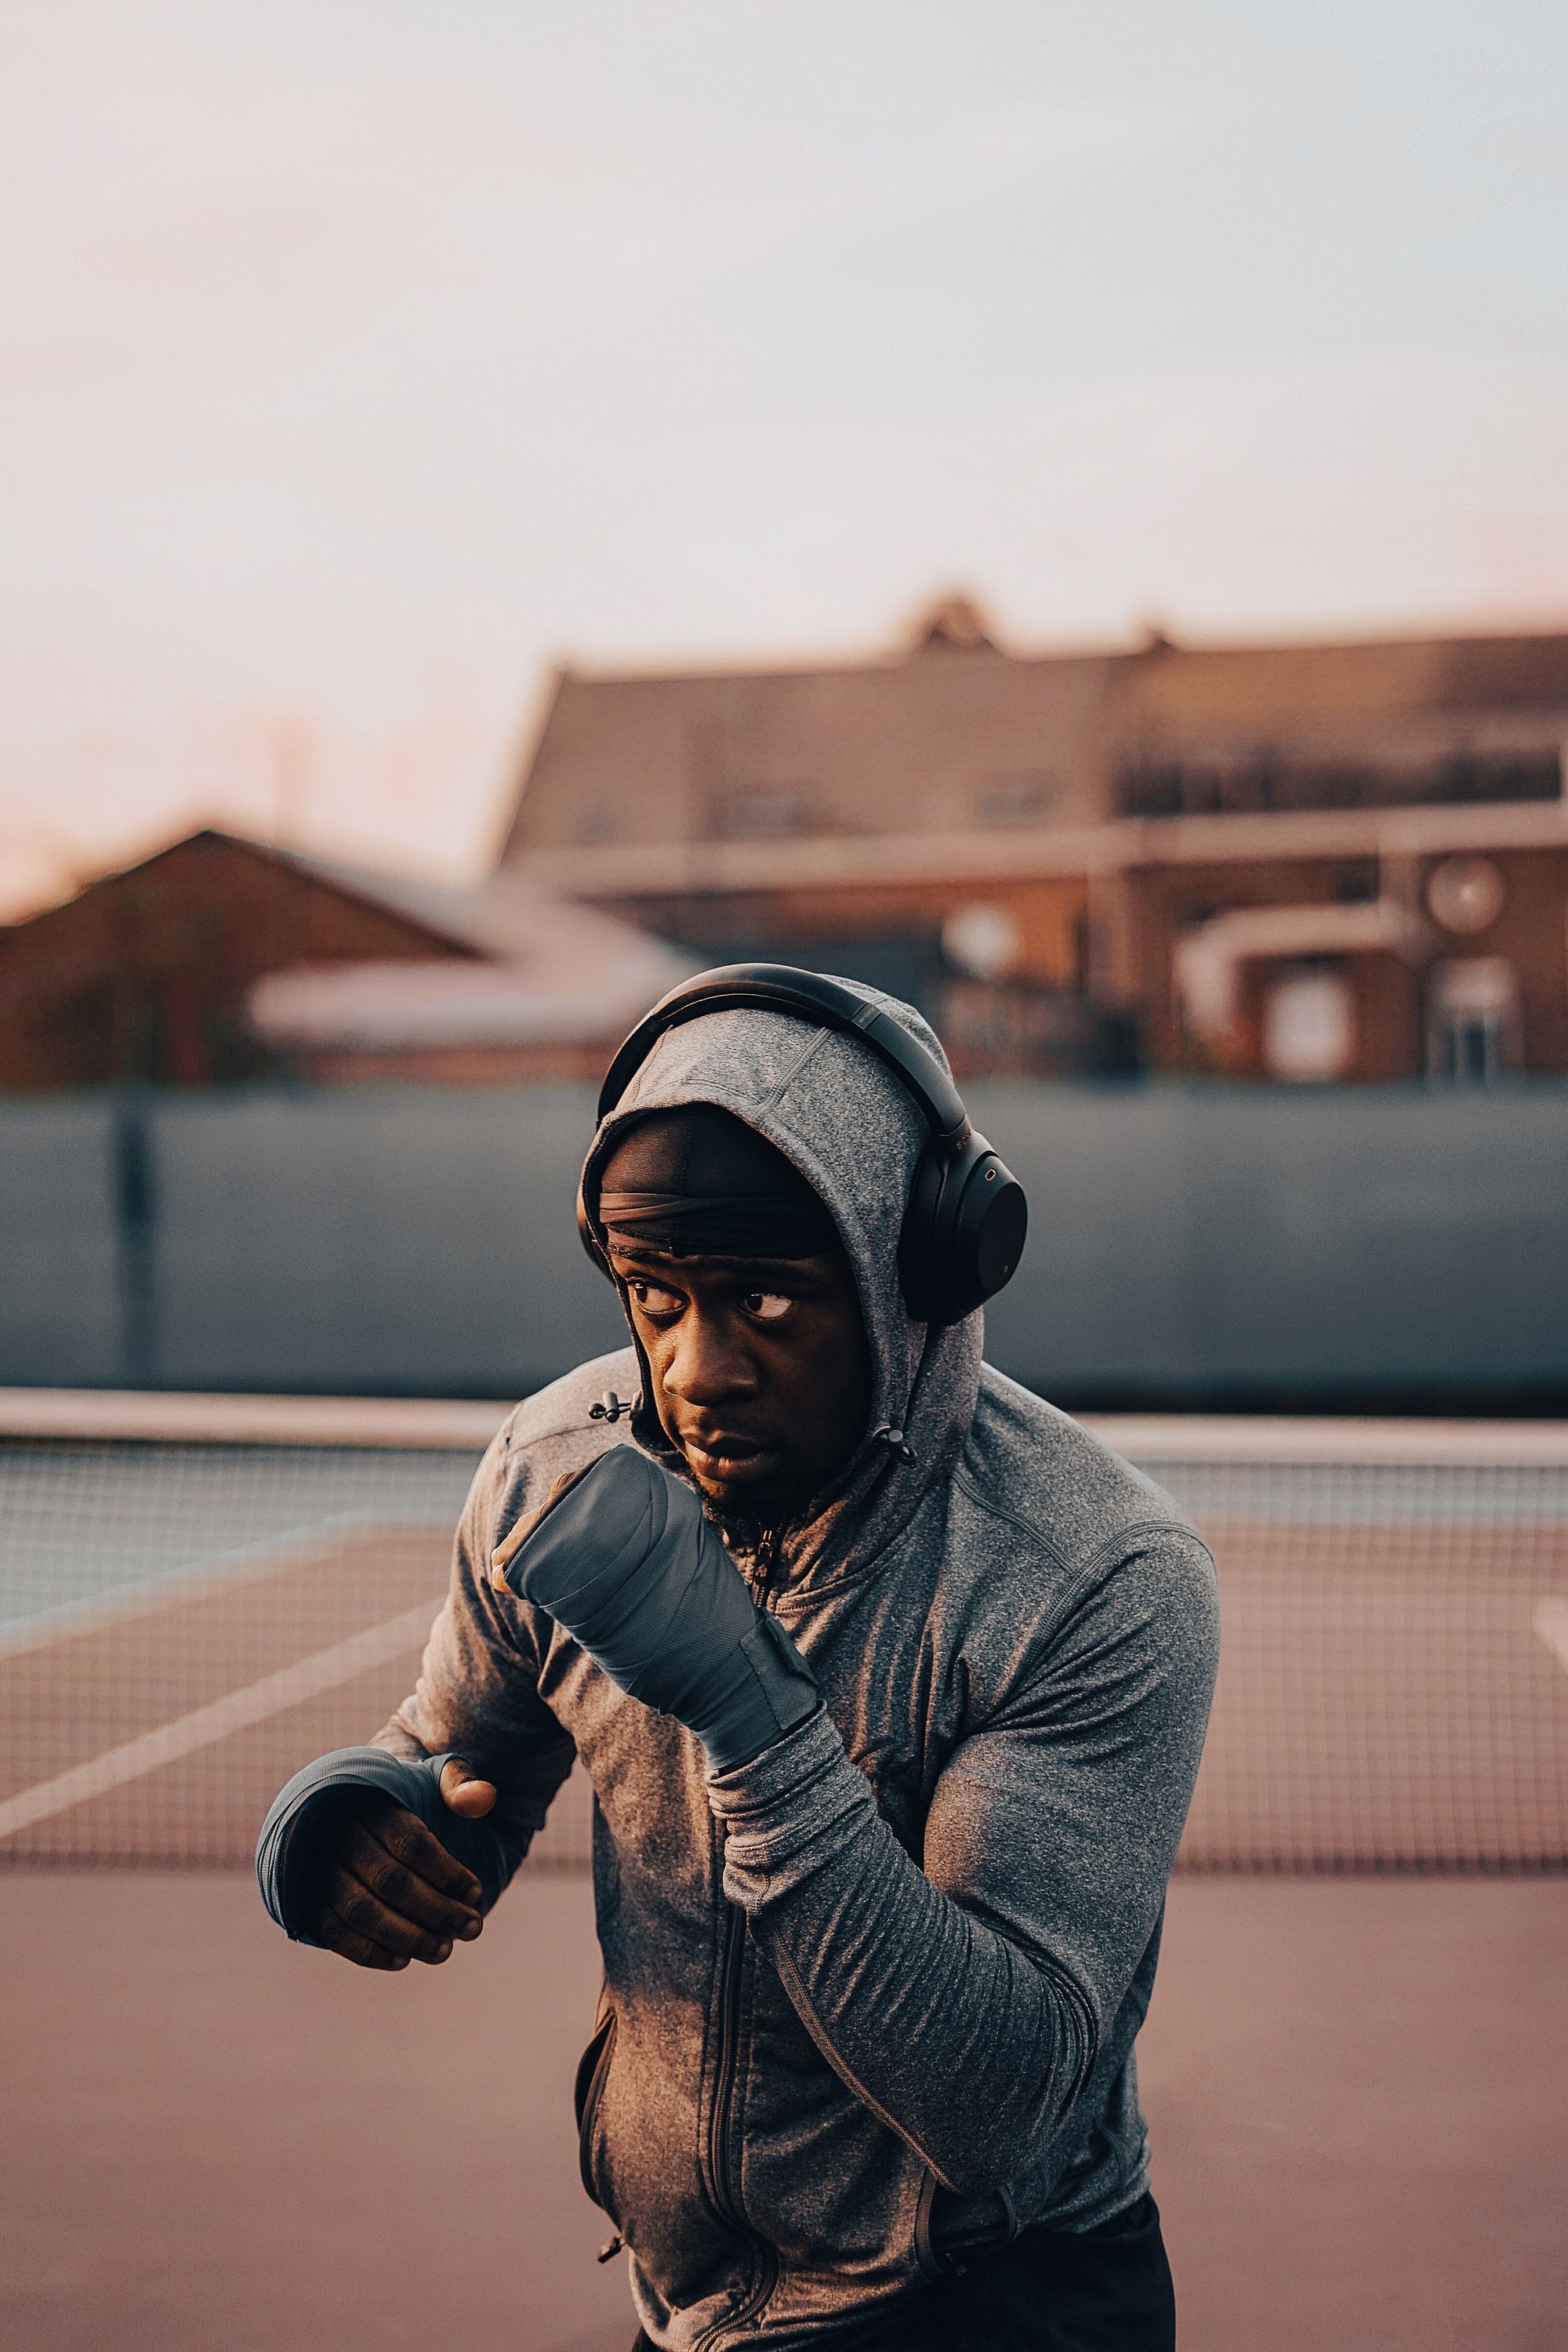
[
  {"xmin": 871, "ymin": 1424, "xmax": 916, "ymax": 1465},
  {"xmin": 590, "ymin": 1390, "xmax": 637, "ymax": 1424}
]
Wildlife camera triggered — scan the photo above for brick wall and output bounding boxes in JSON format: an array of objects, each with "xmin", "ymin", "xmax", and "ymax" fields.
[{"xmin": 0, "ymin": 833, "xmax": 461, "ymax": 1091}]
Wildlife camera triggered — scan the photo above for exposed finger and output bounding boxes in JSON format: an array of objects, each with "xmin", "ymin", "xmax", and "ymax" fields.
[
  {"xmin": 352, "ymin": 1835, "xmax": 479, "ymax": 1941},
  {"xmin": 440, "ymin": 1760, "xmax": 498, "ymax": 1820},
  {"xmin": 316, "ymin": 1907, "xmax": 409, "ymax": 1972},
  {"xmin": 323, "ymin": 1860, "xmax": 452, "ymax": 1965},
  {"xmin": 490, "ymin": 1466, "xmax": 590, "ymax": 1588},
  {"xmin": 340, "ymin": 1803, "xmax": 482, "ymax": 1911},
  {"xmin": 371, "ymin": 1803, "xmax": 485, "ymax": 1908}
]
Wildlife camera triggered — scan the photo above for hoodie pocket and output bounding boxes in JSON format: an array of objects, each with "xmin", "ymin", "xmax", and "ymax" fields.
[{"xmin": 574, "ymin": 2007, "xmax": 619, "ymax": 2208}]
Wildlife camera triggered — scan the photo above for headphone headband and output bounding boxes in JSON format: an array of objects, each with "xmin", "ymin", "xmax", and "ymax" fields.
[
  {"xmin": 595, "ymin": 963, "xmax": 972, "ymax": 1143},
  {"xmin": 583, "ymin": 960, "xmax": 1027, "ymax": 1327}
]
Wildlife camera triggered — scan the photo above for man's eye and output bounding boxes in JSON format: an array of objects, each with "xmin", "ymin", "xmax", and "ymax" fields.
[
  {"xmin": 631, "ymin": 1282, "xmax": 682, "ymax": 1316},
  {"xmin": 742, "ymin": 1291, "xmax": 792, "ymax": 1322}
]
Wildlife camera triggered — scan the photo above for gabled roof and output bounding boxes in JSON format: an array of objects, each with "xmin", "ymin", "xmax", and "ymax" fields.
[
  {"xmin": 274, "ymin": 843, "xmax": 622, "ymax": 967},
  {"xmin": 5, "ymin": 826, "xmax": 493, "ymax": 958},
  {"xmin": 242, "ymin": 840, "xmax": 698, "ymax": 1052},
  {"xmin": 497, "ymin": 607, "xmax": 1568, "ymax": 880},
  {"xmin": 3, "ymin": 822, "xmax": 698, "ymax": 1054}
]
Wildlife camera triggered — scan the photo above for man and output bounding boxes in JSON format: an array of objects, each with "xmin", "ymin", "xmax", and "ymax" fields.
[{"xmin": 258, "ymin": 974, "xmax": 1219, "ymax": 2350}]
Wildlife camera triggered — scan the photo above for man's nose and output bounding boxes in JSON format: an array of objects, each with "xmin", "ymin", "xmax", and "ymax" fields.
[{"xmin": 660, "ymin": 1310, "xmax": 758, "ymax": 1410}]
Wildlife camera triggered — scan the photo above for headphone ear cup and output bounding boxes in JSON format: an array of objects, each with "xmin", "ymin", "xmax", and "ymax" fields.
[
  {"xmin": 898, "ymin": 1138, "xmax": 1027, "ymax": 1325},
  {"xmin": 948, "ymin": 1150, "xmax": 1028, "ymax": 1317}
]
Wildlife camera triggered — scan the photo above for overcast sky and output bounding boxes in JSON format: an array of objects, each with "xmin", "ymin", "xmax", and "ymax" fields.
[{"xmin": 2, "ymin": 0, "xmax": 1565, "ymax": 912}]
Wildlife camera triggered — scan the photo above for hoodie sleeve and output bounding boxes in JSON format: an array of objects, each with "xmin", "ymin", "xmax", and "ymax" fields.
[
  {"xmin": 705, "ymin": 1528, "xmax": 1219, "ymax": 2198},
  {"xmin": 372, "ymin": 1427, "xmax": 579, "ymax": 1883}
]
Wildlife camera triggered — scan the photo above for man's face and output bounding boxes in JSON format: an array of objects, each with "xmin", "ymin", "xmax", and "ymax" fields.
[{"xmin": 609, "ymin": 1241, "xmax": 872, "ymax": 1519}]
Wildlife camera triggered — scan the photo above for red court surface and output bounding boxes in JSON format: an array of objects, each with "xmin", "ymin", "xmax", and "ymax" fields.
[{"xmin": 3, "ymin": 1871, "xmax": 1564, "ymax": 2352}]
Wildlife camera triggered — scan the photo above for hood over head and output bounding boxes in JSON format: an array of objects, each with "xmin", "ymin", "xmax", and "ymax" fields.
[
  {"xmin": 579, "ymin": 979, "xmax": 984, "ymax": 1590},
  {"xmin": 596, "ymin": 1103, "xmax": 839, "ymax": 1260}
]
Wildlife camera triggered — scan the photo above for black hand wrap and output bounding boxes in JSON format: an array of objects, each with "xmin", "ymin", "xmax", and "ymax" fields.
[
  {"xmin": 499, "ymin": 1448, "xmax": 818, "ymax": 1773},
  {"xmin": 254, "ymin": 1747, "xmax": 510, "ymax": 1943}
]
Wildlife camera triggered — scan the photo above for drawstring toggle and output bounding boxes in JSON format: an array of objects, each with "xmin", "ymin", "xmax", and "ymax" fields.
[{"xmin": 872, "ymin": 1424, "xmax": 916, "ymax": 1465}]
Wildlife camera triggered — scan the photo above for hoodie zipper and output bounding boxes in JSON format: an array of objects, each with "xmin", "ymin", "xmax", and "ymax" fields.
[
  {"xmin": 692, "ymin": 1525, "xmax": 782, "ymax": 2351},
  {"xmin": 694, "ymin": 1903, "xmax": 777, "ymax": 2350}
]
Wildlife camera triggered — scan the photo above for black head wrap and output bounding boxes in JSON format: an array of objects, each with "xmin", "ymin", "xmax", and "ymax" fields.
[{"xmin": 594, "ymin": 1105, "xmax": 838, "ymax": 1260}]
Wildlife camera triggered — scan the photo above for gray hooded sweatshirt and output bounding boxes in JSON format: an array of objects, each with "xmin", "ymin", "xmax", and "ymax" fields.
[{"xmin": 368, "ymin": 989, "xmax": 1220, "ymax": 2349}]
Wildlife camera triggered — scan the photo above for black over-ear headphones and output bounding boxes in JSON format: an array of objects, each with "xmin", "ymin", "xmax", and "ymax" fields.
[{"xmin": 577, "ymin": 963, "xmax": 1028, "ymax": 1327}]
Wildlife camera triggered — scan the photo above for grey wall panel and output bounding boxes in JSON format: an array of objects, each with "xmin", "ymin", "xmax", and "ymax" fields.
[
  {"xmin": 0, "ymin": 1100, "xmax": 122, "ymax": 1384},
  {"xmin": 0, "ymin": 1082, "xmax": 1564, "ymax": 1401},
  {"xmin": 148, "ymin": 1087, "xmax": 626, "ymax": 1393},
  {"xmin": 971, "ymin": 1082, "xmax": 1568, "ymax": 1398}
]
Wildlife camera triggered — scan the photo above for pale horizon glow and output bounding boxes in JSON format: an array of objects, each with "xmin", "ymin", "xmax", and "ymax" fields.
[{"xmin": 2, "ymin": 0, "xmax": 1566, "ymax": 916}]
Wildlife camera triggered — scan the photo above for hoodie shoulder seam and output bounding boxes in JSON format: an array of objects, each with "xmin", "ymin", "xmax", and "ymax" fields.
[
  {"xmin": 953, "ymin": 1470, "xmax": 1209, "ymax": 1617},
  {"xmin": 1022, "ymin": 1519, "xmax": 1218, "ymax": 1675},
  {"xmin": 950, "ymin": 1468, "xmax": 1070, "ymax": 1572}
]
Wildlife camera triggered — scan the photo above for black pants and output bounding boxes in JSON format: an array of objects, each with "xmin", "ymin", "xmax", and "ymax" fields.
[{"xmin": 633, "ymin": 2193, "xmax": 1176, "ymax": 2350}]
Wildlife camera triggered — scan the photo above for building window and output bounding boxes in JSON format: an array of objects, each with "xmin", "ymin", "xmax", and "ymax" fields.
[
  {"xmin": 1426, "ymin": 958, "xmax": 1521, "ymax": 1085},
  {"xmin": 1118, "ymin": 747, "xmax": 1562, "ymax": 819},
  {"xmin": 1261, "ymin": 964, "xmax": 1356, "ymax": 1083},
  {"xmin": 976, "ymin": 775, "xmax": 1052, "ymax": 827},
  {"xmin": 712, "ymin": 785, "xmax": 818, "ymax": 840}
]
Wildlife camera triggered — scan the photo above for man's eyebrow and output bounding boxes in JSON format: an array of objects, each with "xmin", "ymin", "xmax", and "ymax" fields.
[{"xmin": 607, "ymin": 1248, "xmax": 822, "ymax": 1279}]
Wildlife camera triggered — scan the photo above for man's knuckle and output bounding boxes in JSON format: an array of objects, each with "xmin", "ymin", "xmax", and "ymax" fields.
[
  {"xmin": 377, "ymin": 1860, "xmax": 417, "ymax": 1910},
  {"xmin": 339, "ymin": 1884, "xmax": 379, "ymax": 1933},
  {"xmin": 337, "ymin": 1821, "xmax": 380, "ymax": 1874}
]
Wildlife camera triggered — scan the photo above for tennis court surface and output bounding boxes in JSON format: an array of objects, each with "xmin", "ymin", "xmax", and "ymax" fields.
[
  {"xmin": 3, "ymin": 1392, "xmax": 1566, "ymax": 2347},
  {"xmin": 5, "ymin": 1871, "xmax": 1563, "ymax": 2352}
]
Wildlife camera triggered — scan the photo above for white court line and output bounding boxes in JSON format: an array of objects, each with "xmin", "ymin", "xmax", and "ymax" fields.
[
  {"xmin": 0, "ymin": 1597, "xmax": 442, "ymax": 1842},
  {"xmin": 0, "ymin": 1513, "xmax": 454, "ymax": 1662},
  {"xmin": 1533, "ymin": 1598, "xmax": 1568, "ymax": 1675}
]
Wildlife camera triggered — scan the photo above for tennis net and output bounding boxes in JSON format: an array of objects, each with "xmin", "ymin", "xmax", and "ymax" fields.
[{"xmin": 1, "ymin": 1392, "xmax": 1565, "ymax": 1873}]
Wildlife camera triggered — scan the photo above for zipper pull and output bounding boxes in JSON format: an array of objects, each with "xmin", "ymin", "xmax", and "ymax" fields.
[
  {"xmin": 596, "ymin": 2233, "xmax": 624, "ymax": 2263},
  {"xmin": 751, "ymin": 1526, "xmax": 779, "ymax": 1605}
]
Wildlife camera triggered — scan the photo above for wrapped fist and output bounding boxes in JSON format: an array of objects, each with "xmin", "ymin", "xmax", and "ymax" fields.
[{"xmin": 492, "ymin": 1447, "xmax": 818, "ymax": 1773}]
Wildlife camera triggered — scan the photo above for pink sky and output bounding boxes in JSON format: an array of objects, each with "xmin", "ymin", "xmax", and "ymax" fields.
[{"xmin": 2, "ymin": 0, "xmax": 1566, "ymax": 918}]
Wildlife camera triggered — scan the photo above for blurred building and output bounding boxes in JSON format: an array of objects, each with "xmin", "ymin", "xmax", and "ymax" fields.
[
  {"xmin": 0, "ymin": 828, "xmax": 695, "ymax": 1091},
  {"xmin": 498, "ymin": 597, "xmax": 1568, "ymax": 1081}
]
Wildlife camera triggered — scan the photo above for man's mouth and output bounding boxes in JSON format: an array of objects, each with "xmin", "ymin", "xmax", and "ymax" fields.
[{"xmin": 681, "ymin": 1431, "xmax": 771, "ymax": 1479}]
